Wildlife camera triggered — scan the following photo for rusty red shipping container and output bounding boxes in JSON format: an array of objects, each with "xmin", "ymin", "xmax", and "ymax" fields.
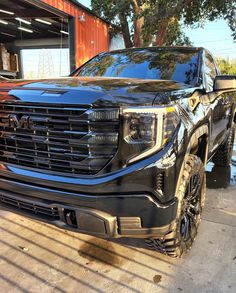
[{"xmin": 42, "ymin": 0, "xmax": 110, "ymax": 67}]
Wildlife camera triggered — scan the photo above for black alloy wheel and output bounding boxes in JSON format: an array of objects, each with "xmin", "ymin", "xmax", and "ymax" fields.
[
  {"xmin": 146, "ymin": 154, "xmax": 206, "ymax": 257},
  {"xmin": 180, "ymin": 173, "xmax": 202, "ymax": 243}
]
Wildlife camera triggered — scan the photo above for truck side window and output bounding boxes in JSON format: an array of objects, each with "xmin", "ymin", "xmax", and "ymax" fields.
[{"xmin": 205, "ymin": 53, "xmax": 217, "ymax": 91}]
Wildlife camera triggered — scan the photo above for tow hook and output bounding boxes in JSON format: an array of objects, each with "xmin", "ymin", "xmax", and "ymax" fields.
[{"xmin": 64, "ymin": 209, "xmax": 77, "ymax": 227}]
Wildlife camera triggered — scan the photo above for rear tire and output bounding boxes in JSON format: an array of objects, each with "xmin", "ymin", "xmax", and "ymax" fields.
[
  {"xmin": 212, "ymin": 125, "xmax": 235, "ymax": 167},
  {"xmin": 145, "ymin": 154, "xmax": 206, "ymax": 258}
]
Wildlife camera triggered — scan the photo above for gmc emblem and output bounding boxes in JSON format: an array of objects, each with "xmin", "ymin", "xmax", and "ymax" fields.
[{"xmin": 8, "ymin": 114, "xmax": 33, "ymax": 129}]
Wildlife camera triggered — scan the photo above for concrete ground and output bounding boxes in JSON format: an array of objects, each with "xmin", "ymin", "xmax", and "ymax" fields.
[{"xmin": 0, "ymin": 153, "xmax": 236, "ymax": 292}]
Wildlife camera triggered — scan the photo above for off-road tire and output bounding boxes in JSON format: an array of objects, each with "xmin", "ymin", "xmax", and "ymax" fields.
[
  {"xmin": 212, "ymin": 125, "xmax": 235, "ymax": 167},
  {"xmin": 145, "ymin": 154, "xmax": 206, "ymax": 258}
]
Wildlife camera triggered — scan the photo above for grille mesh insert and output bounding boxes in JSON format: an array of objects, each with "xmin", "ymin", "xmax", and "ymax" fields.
[
  {"xmin": 0, "ymin": 103, "xmax": 119, "ymax": 175},
  {"xmin": 0, "ymin": 193, "xmax": 60, "ymax": 220}
]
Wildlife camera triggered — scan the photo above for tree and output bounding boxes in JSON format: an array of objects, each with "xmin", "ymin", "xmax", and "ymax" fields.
[
  {"xmin": 216, "ymin": 58, "xmax": 236, "ymax": 75},
  {"xmin": 91, "ymin": 0, "xmax": 236, "ymax": 48}
]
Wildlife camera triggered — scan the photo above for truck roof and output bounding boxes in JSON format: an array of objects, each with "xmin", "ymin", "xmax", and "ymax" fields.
[{"xmin": 109, "ymin": 46, "xmax": 205, "ymax": 54}]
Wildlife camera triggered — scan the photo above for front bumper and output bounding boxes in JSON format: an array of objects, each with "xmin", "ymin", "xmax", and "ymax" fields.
[
  {"xmin": 0, "ymin": 177, "xmax": 178, "ymax": 238},
  {"xmin": 0, "ymin": 137, "xmax": 182, "ymax": 238}
]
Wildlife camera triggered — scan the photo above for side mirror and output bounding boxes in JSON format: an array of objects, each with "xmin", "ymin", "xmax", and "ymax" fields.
[{"xmin": 214, "ymin": 75, "xmax": 236, "ymax": 91}]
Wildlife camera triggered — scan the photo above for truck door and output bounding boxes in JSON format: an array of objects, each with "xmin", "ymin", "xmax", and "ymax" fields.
[{"xmin": 204, "ymin": 52, "xmax": 231, "ymax": 153}]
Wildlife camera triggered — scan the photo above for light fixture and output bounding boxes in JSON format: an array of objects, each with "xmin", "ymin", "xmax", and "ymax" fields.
[
  {"xmin": 60, "ymin": 30, "xmax": 69, "ymax": 35},
  {"xmin": 79, "ymin": 15, "xmax": 85, "ymax": 22},
  {"xmin": 48, "ymin": 29, "xmax": 60, "ymax": 35},
  {"xmin": 15, "ymin": 17, "xmax": 31, "ymax": 25},
  {"xmin": 18, "ymin": 26, "xmax": 33, "ymax": 33},
  {"xmin": 35, "ymin": 18, "xmax": 52, "ymax": 25},
  {"xmin": 1, "ymin": 32, "xmax": 16, "ymax": 37},
  {"xmin": 0, "ymin": 9, "xmax": 14, "ymax": 15},
  {"xmin": 0, "ymin": 20, "xmax": 8, "ymax": 25}
]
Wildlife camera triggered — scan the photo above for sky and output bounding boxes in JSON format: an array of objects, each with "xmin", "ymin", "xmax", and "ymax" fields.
[
  {"xmin": 79, "ymin": 0, "xmax": 235, "ymax": 59},
  {"xmin": 183, "ymin": 20, "xmax": 236, "ymax": 59}
]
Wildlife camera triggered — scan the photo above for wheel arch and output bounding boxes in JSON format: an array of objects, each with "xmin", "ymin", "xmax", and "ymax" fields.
[
  {"xmin": 186, "ymin": 125, "xmax": 209, "ymax": 166},
  {"xmin": 175, "ymin": 125, "xmax": 209, "ymax": 199}
]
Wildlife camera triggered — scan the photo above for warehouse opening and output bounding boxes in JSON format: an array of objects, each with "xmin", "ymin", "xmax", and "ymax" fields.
[{"xmin": 0, "ymin": 0, "xmax": 119, "ymax": 80}]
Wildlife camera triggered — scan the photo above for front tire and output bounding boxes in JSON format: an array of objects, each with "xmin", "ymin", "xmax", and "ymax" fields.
[{"xmin": 146, "ymin": 154, "xmax": 206, "ymax": 258}]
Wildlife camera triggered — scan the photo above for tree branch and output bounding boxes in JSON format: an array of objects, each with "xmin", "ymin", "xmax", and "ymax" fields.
[{"xmin": 119, "ymin": 12, "xmax": 133, "ymax": 47}]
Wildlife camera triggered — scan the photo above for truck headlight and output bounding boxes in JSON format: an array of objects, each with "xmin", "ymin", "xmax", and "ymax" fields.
[{"xmin": 123, "ymin": 106, "xmax": 179, "ymax": 163}]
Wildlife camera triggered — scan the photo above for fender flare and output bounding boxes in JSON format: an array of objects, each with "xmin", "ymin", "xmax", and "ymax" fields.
[
  {"xmin": 186, "ymin": 124, "xmax": 209, "ymax": 165},
  {"xmin": 175, "ymin": 124, "xmax": 209, "ymax": 200}
]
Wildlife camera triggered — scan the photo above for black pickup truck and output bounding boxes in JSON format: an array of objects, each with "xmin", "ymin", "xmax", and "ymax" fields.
[{"xmin": 0, "ymin": 47, "xmax": 235, "ymax": 257}]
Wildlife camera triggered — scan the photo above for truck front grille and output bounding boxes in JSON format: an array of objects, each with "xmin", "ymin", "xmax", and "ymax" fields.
[{"xmin": 0, "ymin": 103, "xmax": 119, "ymax": 175}]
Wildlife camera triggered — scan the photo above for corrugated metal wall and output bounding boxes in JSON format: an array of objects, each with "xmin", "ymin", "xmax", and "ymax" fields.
[{"xmin": 42, "ymin": 0, "xmax": 110, "ymax": 67}]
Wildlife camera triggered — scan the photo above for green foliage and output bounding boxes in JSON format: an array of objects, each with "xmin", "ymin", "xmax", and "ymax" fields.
[
  {"xmin": 160, "ymin": 19, "xmax": 193, "ymax": 46},
  {"xmin": 91, "ymin": 0, "xmax": 236, "ymax": 48},
  {"xmin": 216, "ymin": 58, "xmax": 236, "ymax": 75}
]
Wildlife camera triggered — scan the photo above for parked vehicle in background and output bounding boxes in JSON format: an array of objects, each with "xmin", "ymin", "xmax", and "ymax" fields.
[{"xmin": 0, "ymin": 47, "xmax": 235, "ymax": 257}]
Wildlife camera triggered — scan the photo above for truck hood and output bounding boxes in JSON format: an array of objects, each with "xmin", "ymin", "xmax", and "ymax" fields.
[{"xmin": 0, "ymin": 77, "xmax": 197, "ymax": 106}]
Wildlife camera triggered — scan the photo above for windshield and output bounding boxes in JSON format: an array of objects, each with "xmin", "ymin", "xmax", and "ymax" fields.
[{"xmin": 76, "ymin": 49, "xmax": 200, "ymax": 86}]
